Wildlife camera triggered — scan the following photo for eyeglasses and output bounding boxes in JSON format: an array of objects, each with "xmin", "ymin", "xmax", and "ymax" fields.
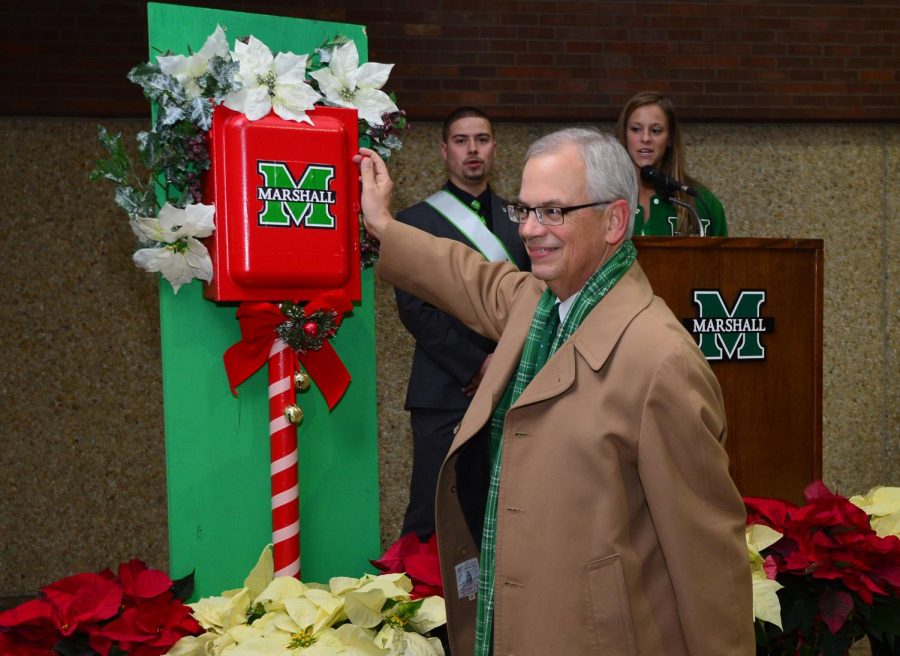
[{"xmin": 505, "ymin": 200, "xmax": 616, "ymax": 226}]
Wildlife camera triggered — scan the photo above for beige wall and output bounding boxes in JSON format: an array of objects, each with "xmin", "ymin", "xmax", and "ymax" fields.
[{"xmin": 1, "ymin": 118, "xmax": 897, "ymax": 595}]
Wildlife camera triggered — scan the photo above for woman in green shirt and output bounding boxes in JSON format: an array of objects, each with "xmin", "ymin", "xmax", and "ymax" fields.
[{"xmin": 616, "ymin": 91, "xmax": 728, "ymax": 236}]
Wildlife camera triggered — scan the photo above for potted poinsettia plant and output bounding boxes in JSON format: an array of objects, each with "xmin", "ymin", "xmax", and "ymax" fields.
[
  {"xmin": 166, "ymin": 545, "xmax": 446, "ymax": 655},
  {"xmin": 0, "ymin": 560, "xmax": 201, "ymax": 656},
  {"xmin": 745, "ymin": 481, "xmax": 900, "ymax": 656}
]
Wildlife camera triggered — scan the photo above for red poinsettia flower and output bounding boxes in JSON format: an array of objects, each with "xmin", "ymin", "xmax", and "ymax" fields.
[
  {"xmin": 0, "ymin": 560, "xmax": 201, "ymax": 656},
  {"xmin": 372, "ymin": 532, "xmax": 444, "ymax": 599},
  {"xmin": 94, "ymin": 592, "xmax": 201, "ymax": 656}
]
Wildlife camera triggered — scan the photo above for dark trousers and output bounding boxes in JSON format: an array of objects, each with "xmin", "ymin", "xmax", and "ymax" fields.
[{"xmin": 401, "ymin": 408, "xmax": 462, "ymax": 540}]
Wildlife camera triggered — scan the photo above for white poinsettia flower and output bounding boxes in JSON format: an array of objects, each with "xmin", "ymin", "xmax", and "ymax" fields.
[
  {"xmin": 224, "ymin": 35, "xmax": 321, "ymax": 122},
  {"xmin": 157, "ymin": 25, "xmax": 230, "ymax": 98},
  {"xmin": 309, "ymin": 40, "xmax": 398, "ymax": 126},
  {"xmin": 131, "ymin": 202, "xmax": 215, "ymax": 293}
]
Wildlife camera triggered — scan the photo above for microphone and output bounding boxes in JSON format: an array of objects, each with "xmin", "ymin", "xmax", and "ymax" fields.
[{"xmin": 640, "ymin": 166, "xmax": 699, "ymax": 198}]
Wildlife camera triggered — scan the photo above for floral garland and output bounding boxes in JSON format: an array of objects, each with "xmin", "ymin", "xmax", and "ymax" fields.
[{"xmin": 92, "ymin": 26, "xmax": 406, "ymax": 293}]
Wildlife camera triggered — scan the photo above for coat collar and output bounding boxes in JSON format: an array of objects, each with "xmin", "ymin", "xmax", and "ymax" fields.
[
  {"xmin": 448, "ymin": 261, "xmax": 655, "ymax": 453},
  {"xmin": 513, "ymin": 261, "xmax": 653, "ymax": 406}
]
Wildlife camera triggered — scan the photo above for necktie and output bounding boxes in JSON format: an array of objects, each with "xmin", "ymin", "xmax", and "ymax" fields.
[{"xmin": 533, "ymin": 302, "xmax": 560, "ymax": 373}]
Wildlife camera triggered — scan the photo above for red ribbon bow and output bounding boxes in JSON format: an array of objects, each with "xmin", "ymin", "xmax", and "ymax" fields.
[{"xmin": 223, "ymin": 290, "xmax": 353, "ymax": 410}]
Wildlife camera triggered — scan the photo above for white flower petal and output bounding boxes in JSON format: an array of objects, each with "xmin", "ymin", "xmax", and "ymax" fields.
[
  {"xmin": 157, "ymin": 203, "xmax": 183, "ymax": 231},
  {"xmin": 233, "ymin": 36, "xmax": 274, "ymax": 79},
  {"xmin": 181, "ymin": 202, "xmax": 216, "ymax": 237},
  {"xmin": 309, "ymin": 68, "xmax": 344, "ymax": 101},
  {"xmin": 352, "ymin": 88, "xmax": 398, "ymax": 125},
  {"xmin": 273, "ymin": 51, "xmax": 309, "ymax": 84},
  {"xmin": 199, "ymin": 25, "xmax": 230, "ymax": 61},
  {"xmin": 157, "ymin": 248, "xmax": 197, "ymax": 293},
  {"xmin": 272, "ymin": 83, "xmax": 320, "ymax": 123},
  {"xmin": 356, "ymin": 61, "xmax": 393, "ymax": 91},
  {"xmin": 130, "ymin": 216, "xmax": 165, "ymax": 244},
  {"xmin": 133, "ymin": 247, "xmax": 168, "ymax": 273},
  {"xmin": 157, "ymin": 54, "xmax": 191, "ymax": 78},
  {"xmin": 184, "ymin": 238, "xmax": 213, "ymax": 282},
  {"xmin": 164, "ymin": 633, "xmax": 217, "ymax": 656},
  {"xmin": 256, "ymin": 576, "xmax": 308, "ymax": 610},
  {"xmin": 329, "ymin": 41, "xmax": 360, "ymax": 82},
  {"xmin": 407, "ymin": 596, "xmax": 447, "ymax": 634},
  {"xmin": 225, "ymin": 86, "xmax": 273, "ymax": 121},
  {"xmin": 403, "ymin": 631, "xmax": 446, "ymax": 656}
]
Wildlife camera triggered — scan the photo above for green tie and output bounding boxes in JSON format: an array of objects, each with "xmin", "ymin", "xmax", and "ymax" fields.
[
  {"xmin": 533, "ymin": 302, "xmax": 560, "ymax": 372},
  {"xmin": 470, "ymin": 199, "xmax": 486, "ymax": 225}
]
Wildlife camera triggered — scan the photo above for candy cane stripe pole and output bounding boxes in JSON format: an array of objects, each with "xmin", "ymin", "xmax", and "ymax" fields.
[{"xmin": 268, "ymin": 338, "xmax": 301, "ymax": 578}]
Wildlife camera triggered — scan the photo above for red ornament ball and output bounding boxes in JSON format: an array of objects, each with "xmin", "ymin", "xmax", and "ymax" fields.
[{"xmin": 303, "ymin": 321, "xmax": 319, "ymax": 337}]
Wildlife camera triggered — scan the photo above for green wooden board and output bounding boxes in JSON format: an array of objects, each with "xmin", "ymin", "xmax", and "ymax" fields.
[{"xmin": 147, "ymin": 3, "xmax": 378, "ymax": 599}]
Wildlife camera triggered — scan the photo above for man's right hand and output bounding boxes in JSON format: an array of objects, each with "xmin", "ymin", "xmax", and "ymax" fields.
[
  {"xmin": 462, "ymin": 353, "xmax": 492, "ymax": 396},
  {"xmin": 355, "ymin": 147, "xmax": 394, "ymax": 240}
]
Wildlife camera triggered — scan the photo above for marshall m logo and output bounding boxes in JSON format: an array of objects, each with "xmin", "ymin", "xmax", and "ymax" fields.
[
  {"xmin": 256, "ymin": 160, "xmax": 337, "ymax": 228},
  {"xmin": 683, "ymin": 289, "xmax": 774, "ymax": 361}
]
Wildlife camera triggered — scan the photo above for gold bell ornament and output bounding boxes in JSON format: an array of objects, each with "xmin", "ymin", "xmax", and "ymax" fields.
[
  {"xmin": 294, "ymin": 370, "xmax": 311, "ymax": 393},
  {"xmin": 284, "ymin": 404, "xmax": 304, "ymax": 425}
]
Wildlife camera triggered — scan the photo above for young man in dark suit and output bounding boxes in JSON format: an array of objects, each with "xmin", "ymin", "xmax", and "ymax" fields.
[{"xmin": 394, "ymin": 107, "xmax": 530, "ymax": 541}]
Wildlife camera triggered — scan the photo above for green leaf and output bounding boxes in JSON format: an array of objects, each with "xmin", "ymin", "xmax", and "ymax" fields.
[
  {"xmin": 90, "ymin": 126, "xmax": 131, "ymax": 185},
  {"xmin": 393, "ymin": 598, "xmax": 424, "ymax": 620},
  {"xmin": 171, "ymin": 569, "xmax": 196, "ymax": 601}
]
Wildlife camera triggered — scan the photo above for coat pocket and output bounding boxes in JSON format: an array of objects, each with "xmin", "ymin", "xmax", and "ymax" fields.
[{"xmin": 585, "ymin": 554, "xmax": 637, "ymax": 656}]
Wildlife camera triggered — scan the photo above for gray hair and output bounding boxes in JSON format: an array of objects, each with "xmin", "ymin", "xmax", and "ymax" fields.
[{"xmin": 525, "ymin": 127, "xmax": 638, "ymax": 238}]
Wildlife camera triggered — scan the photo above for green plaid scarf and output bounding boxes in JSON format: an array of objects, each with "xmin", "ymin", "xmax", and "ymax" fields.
[{"xmin": 473, "ymin": 239, "xmax": 637, "ymax": 655}]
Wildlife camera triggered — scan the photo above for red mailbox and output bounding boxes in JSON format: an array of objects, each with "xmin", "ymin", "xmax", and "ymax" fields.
[{"xmin": 204, "ymin": 105, "xmax": 361, "ymax": 302}]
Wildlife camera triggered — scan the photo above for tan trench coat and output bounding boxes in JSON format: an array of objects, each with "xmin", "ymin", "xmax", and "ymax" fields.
[{"xmin": 380, "ymin": 221, "xmax": 754, "ymax": 656}]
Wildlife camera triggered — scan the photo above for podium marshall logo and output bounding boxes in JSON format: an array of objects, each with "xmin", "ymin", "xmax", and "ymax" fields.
[
  {"xmin": 683, "ymin": 289, "xmax": 774, "ymax": 361},
  {"xmin": 256, "ymin": 160, "xmax": 337, "ymax": 229}
]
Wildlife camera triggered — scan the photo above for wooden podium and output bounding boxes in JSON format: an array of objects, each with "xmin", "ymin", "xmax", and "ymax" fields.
[{"xmin": 633, "ymin": 237, "xmax": 824, "ymax": 504}]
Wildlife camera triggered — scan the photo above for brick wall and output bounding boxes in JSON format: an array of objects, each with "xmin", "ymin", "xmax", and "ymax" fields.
[{"xmin": 2, "ymin": 0, "xmax": 898, "ymax": 120}]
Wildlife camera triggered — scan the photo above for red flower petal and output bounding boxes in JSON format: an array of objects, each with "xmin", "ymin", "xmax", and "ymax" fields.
[
  {"xmin": 118, "ymin": 560, "xmax": 173, "ymax": 600},
  {"xmin": 42, "ymin": 573, "xmax": 123, "ymax": 635},
  {"xmin": 0, "ymin": 599, "xmax": 54, "ymax": 629}
]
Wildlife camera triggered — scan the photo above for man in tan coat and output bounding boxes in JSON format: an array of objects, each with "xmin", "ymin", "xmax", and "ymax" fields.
[{"xmin": 358, "ymin": 128, "xmax": 754, "ymax": 655}]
